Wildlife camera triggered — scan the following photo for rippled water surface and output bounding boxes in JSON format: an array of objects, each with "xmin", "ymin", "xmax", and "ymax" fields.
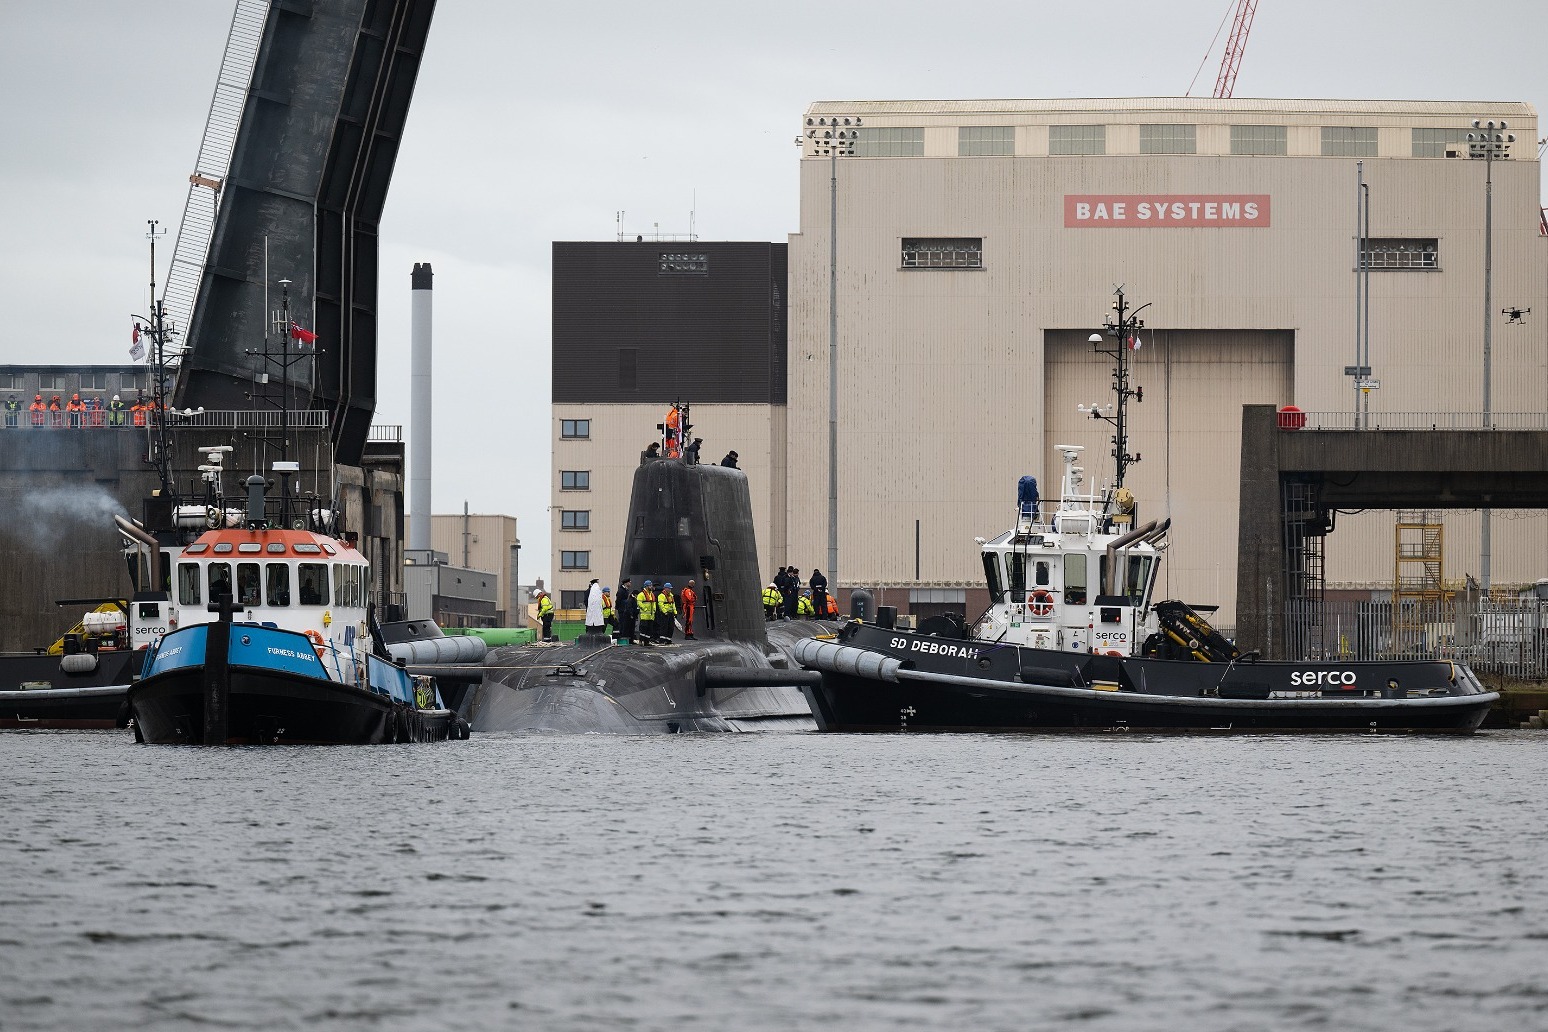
[{"xmin": 3, "ymin": 730, "xmax": 1546, "ymax": 1031}]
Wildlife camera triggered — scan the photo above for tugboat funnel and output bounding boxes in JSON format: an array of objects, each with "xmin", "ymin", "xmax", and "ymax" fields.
[{"xmin": 246, "ymin": 475, "xmax": 267, "ymax": 527}]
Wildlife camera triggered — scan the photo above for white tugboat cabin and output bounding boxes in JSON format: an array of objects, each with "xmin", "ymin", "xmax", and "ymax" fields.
[{"xmin": 974, "ymin": 445, "xmax": 1168, "ymax": 656}]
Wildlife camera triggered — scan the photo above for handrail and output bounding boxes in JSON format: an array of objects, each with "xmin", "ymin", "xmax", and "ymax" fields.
[{"xmin": 1288, "ymin": 411, "xmax": 1548, "ymax": 431}]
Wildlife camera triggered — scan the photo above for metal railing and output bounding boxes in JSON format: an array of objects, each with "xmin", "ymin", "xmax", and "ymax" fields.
[
  {"xmin": 1286, "ymin": 596, "xmax": 1548, "ymax": 679},
  {"xmin": 159, "ymin": 0, "xmax": 269, "ymax": 352},
  {"xmin": 367, "ymin": 424, "xmax": 403, "ymax": 443},
  {"xmin": 1290, "ymin": 411, "xmax": 1548, "ymax": 431}
]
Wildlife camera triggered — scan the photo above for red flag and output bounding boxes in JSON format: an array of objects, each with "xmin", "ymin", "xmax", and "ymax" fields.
[
  {"xmin": 290, "ymin": 322, "xmax": 318, "ymax": 344},
  {"xmin": 132, "ymin": 322, "xmax": 141, "ymax": 344}
]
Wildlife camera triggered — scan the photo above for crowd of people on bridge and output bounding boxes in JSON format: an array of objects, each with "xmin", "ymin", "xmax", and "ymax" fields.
[{"xmin": 3, "ymin": 393, "xmax": 165, "ymax": 429}]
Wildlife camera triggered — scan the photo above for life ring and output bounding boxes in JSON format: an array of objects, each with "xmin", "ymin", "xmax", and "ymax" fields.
[
  {"xmin": 1027, "ymin": 590, "xmax": 1055, "ymax": 617},
  {"xmin": 303, "ymin": 628, "xmax": 326, "ymax": 655}
]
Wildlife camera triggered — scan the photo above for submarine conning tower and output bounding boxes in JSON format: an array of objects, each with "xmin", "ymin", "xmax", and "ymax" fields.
[{"xmin": 619, "ymin": 458, "xmax": 767, "ymax": 647}]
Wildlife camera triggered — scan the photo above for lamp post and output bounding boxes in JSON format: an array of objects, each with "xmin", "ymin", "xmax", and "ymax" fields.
[
  {"xmin": 1467, "ymin": 117, "xmax": 1514, "ymax": 592},
  {"xmin": 802, "ymin": 114, "xmax": 860, "ymax": 593}
]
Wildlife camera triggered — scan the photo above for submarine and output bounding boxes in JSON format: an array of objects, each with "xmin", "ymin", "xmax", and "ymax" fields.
[{"xmin": 449, "ymin": 455, "xmax": 835, "ymax": 733}]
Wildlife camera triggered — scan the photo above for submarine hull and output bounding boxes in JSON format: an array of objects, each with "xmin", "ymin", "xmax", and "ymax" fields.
[{"xmin": 461, "ymin": 622, "xmax": 833, "ymax": 733}]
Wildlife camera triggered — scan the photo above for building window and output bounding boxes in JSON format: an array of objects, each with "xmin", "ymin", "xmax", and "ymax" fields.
[
  {"xmin": 958, "ymin": 126, "xmax": 1013, "ymax": 156},
  {"xmin": 561, "ymin": 470, "xmax": 590, "ymax": 491},
  {"xmin": 619, "ymin": 348, "xmax": 637, "ymax": 391},
  {"xmin": 1140, "ymin": 124, "xmax": 1196, "ymax": 154},
  {"xmin": 901, "ymin": 238, "xmax": 983, "ymax": 270},
  {"xmin": 1360, "ymin": 238, "xmax": 1438, "ymax": 270},
  {"xmin": 80, "ymin": 372, "xmax": 108, "ymax": 390},
  {"xmin": 560, "ymin": 589, "xmax": 588, "ymax": 609},
  {"xmin": 561, "ymin": 510, "xmax": 590, "ymax": 530},
  {"xmin": 38, "ymin": 373, "xmax": 69, "ymax": 391},
  {"xmin": 660, "ymin": 253, "xmax": 708, "ymax": 275},
  {"xmin": 561, "ymin": 419, "xmax": 590, "ymax": 439},
  {"xmin": 1412, "ymin": 128, "xmax": 1471, "ymax": 158},
  {"xmin": 854, "ymin": 127, "xmax": 923, "ymax": 157},
  {"xmin": 1230, "ymin": 125, "xmax": 1287, "ymax": 155},
  {"xmin": 1322, "ymin": 126, "xmax": 1377, "ymax": 156},
  {"xmin": 1049, "ymin": 124, "xmax": 1106, "ymax": 155},
  {"xmin": 0, "ymin": 373, "xmax": 21, "ymax": 390},
  {"xmin": 561, "ymin": 550, "xmax": 590, "ymax": 570}
]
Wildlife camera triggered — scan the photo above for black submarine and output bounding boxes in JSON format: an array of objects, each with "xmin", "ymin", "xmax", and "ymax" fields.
[{"xmin": 445, "ymin": 456, "xmax": 835, "ymax": 733}]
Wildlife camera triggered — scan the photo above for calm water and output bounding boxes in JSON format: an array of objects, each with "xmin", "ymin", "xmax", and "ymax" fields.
[{"xmin": 3, "ymin": 730, "xmax": 1545, "ymax": 1032}]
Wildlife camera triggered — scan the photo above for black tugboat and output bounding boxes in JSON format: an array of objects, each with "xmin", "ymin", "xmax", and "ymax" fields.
[
  {"xmin": 0, "ymin": 603, "xmax": 143, "ymax": 729},
  {"xmin": 796, "ymin": 291, "xmax": 1497, "ymax": 734}
]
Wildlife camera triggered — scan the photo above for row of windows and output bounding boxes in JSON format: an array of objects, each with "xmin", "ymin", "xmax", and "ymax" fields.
[
  {"xmin": 176, "ymin": 561, "xmax": 368, "ymax": 609},
  {"xmin": 846, "ymin": 124, "xmax": 1511, "ymax": 159},
  {"xmin": 1, "ymin": 372, "xmax": 150, "ymax": 392},
  {"xmin": 1361, "ymin": 238, "xmax": 1439, "ymax": 269}
]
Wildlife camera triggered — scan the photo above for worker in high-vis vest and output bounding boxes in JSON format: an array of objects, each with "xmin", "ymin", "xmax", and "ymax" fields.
[
  {"xmin": 107, "ymin": 395, "xmax": 126, "ymax": 426},
  {"xmin": 535, "ymin": 590, "xmax": 555, "ymax": 641},
  {"xmin": 656, "ymin": 583, "xmax": 677, "ymax": 642},
  {"xmin": 636, "ymin": 582, "xmax": 658, "ymax": 646},
  {"xmin": 762, "ymin": 582, "xmax": 782, "ymax": 621},
  {"xmin": 601, "ymin": 587, "xmax": 614, "ymax": 633},
  {"xmin": 798, "ymin": 590, "xmax": 816, "ymax": 619}
]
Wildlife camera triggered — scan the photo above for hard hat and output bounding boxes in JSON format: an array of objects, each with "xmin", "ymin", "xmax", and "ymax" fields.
[
  {"xmin": 112, "ymin": 395, "xmax": 119, "ymax": 401},
  {"xmin": 603, "ymin": 587, "xmax": 611, "ymax": 592},
  {"xmin": 644, "ymin": 580, "xmax": 653, "ymax": 586},
  {"xmin": 663, "ymin": 582, "xmax": 672, "ymax": 589}
]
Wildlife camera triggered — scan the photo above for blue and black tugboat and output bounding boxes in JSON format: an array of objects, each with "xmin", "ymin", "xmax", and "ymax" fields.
[
  {"xmin": 124, "ymin": 451, "xmax": 464, "ymax": 745},
  {"xmin": 796, "ymin": 292, "xmax": 1498, "ymax": 734}
]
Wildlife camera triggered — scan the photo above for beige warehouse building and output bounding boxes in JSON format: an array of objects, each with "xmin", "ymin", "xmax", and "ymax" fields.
[{"xmin": 555, "ymin": 97, "xmax": 1548, "ymax": 628}]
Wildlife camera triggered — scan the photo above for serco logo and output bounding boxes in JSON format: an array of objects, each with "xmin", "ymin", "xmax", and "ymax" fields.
[{"xmin": 1290, "ymin": 670, "xmax": 1358, "ymax": 686}]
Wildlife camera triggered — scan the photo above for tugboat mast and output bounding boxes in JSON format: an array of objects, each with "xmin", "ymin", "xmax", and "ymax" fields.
[
  {"xmin": 143, "ymin": 219, "xmax": 179, "ymax": 507},
  {"xmin": 1085, "ymin": 286, "xmax": 1150, "ymax": 490}
]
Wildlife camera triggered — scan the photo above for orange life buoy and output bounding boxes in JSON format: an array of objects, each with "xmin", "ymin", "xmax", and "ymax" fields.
[
  {"xmin": 304, "ymin": 628, "xmax": 326, "ymax": 654},
  {"xmin": 1027, "ymin": 589, "xmax": 1055, "ymax": 617}
]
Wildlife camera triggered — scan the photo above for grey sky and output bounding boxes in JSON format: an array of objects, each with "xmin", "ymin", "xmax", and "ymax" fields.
[{"xmin": 3, "ymin": 0, "xmax": 1545, "ymax": 581}]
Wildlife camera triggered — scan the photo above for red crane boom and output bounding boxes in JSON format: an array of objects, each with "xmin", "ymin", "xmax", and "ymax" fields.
[{"xmin": 1213, "ymin": 0, "xmax": 1259, "ymax": 99}]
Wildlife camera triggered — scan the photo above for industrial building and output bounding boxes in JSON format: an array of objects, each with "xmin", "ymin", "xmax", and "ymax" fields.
[{"xmin": 552, "ymin": 97, "xmax": 1548, "ymax": 629}]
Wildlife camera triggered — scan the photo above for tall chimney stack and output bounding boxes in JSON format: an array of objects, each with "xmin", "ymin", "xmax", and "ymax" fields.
[{"xmin": 410, "ymin": 262, "xmax": 433, "ymax": 551}]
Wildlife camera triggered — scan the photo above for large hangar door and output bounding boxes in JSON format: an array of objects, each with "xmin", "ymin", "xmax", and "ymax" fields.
[{"xmin": 1045, "ymin": 329, "xmax": 1293, "ymax": 629}]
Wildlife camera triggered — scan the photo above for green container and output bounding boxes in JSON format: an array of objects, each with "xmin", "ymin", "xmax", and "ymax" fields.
[{"xmin": 443, "ymin": 626, "xmax": 537, "ymax": 646}]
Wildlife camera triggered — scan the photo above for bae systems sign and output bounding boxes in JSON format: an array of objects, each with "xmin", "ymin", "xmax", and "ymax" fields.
[{"xmin": 1065, "ymin": 194, "xmax": 1271, "ymax": 228}]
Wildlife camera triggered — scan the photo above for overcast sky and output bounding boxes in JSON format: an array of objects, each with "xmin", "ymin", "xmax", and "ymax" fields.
[{"xmin": 3, "ymin": 0, "xmax": 1546, "ymax": 580}]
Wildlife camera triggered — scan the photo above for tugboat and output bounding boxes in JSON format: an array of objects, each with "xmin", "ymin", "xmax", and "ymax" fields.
[
  {"xmin": 0, "ymin": 603, "xmax": 142, "ymax": 729},
  {"xmin": 796, "ymin": 291, "xmax": 1498, "ymax": 733},
  {"xmin": 120, "ymin": 272, "xmax": 464, "ymax": 745},
  {"xmin": 124, "ymin": 450, "xmax": 464, "ymax": 745}
]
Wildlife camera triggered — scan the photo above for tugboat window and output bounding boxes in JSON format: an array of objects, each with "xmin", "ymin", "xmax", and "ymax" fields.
[
  {"xmin": 178, "ymin": 563, "xmax": 201, "ymax": 606},
  {"xmin": 237, "ymin": 563, "xmax": 261, "ymax": 606},
  {"xmin": 1063, "ymin": 554, "xmax": 1087, "ymax": 605},
  {"xmin": 208, "ymin": 563, "xmax": 233, "ymax": 602},
  {"xmin": 1035, "ymin": 561, "xmax": 1050, "ymax": 587},
  {"xmin": 1126, "ymin": 556, "xmax": 1153, "ymax": 602},
  {"xmin": 1005, "ymin": 554, "xmax": 1026, "ymax": 596},
  {"xmin": 267, "ymin": 564, "xmax": 290, "ymax": 607},
  {"xmin": 298, "ymin": 564, "xmax": 328, "ymax": 606},
  {"xmin": 982, "ymin": 553, "xmax": 1005, "ymax": 602}
]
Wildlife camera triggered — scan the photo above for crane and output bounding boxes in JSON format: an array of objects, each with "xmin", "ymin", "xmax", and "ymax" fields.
[{"xmin": 1213, "ymin": 0, "xmax": 1259, "ymax": 99}]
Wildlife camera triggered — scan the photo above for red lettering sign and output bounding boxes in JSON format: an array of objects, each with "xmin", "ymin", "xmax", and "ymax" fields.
[{"xmin": 1064, "ymin": 194, "xmax": 1271, "ymax": 228}]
